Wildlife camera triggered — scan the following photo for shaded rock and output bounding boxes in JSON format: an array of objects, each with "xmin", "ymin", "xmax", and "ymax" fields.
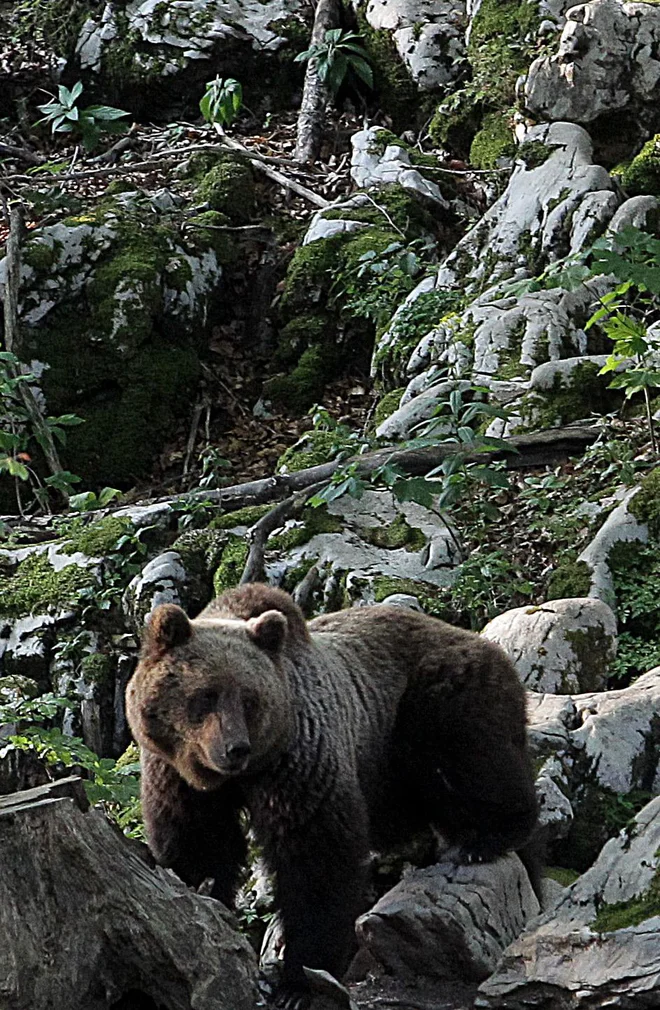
[
  {"xmin": 476, "ymin": 796, "xmax": 660, "ymax": 1009},
  {"xmin": 363, "ymin": 0, "xmax": 467, "ymax": 91},
  {"xmin": 525, "ymin": 0, "xmax": 660, "ymax": 158},
  {"xmin": 482, "ymin": 598, "xmax": 617, "ymax": 694},
  {"xmin": 356, "ymin": 854, "xmax": 540, "ymax": 983},
  {"xmin": 123, "ymin": 550, "xmax": 188, "ymax": 628}
]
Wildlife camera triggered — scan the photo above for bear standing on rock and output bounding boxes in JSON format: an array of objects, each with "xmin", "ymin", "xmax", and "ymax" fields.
[{"xmin": 126, "ymin": 584, "xmax": 538, "ymax": 1009}]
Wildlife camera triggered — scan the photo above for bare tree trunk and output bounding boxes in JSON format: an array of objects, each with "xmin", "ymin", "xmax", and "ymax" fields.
[
  {"xmin": 0, "ymin": 777, "xmax": 259, "ymax": 1010},
  {"xmin": 294, "ymin": 0, "xmax": 343, "ymax": 165}
]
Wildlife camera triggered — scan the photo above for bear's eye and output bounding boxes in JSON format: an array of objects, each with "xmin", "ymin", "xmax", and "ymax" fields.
[{"xmin": 188, "ymin": 689, "xmax": 218, "ymax": 723}]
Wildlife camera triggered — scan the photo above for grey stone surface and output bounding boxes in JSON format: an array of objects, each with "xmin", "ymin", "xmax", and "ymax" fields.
[
  {"xmin": 482, "ymin": 598, "xmax": 617, "ymax": 694},
  {"xmin": 351, "ymin": 128, "xmax": 450, "ymax": 207},
  {"xmin": 362, "ymin": 0, "xmax": 466, "ymax": 90},
  {"xmin": 526, "ymin": 0, "xmax": 660, "ymax": 141},
  {"xmin": 356, "ymin": 854, "xmax": 540, "ymax": 982},
  {"xmin": 578, "ymin": 487, "xmax": 649, "ymax": 610},
  {"xmin": 476, "ymin": 796, "xmax": 660, "ymax": 1009}
]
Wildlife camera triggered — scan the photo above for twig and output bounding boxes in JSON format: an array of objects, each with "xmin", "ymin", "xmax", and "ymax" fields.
[
  {"xmin": 360, "ymin": 193, "xmax": 406, "ymax": 238},
  {"xmin": 239, "ymin": 480, "xmax": 327, "ymax": 584},
  {"xmin": 182, "ymin": 399, "xmax": 204, "ymax": 479},
  {"xmin": 0, "ymin": 143, "xmax": 42, "ymax": 166},
  {"xmin": 213, "ymin": 125, "xmax": 330, "ymax": 209}
]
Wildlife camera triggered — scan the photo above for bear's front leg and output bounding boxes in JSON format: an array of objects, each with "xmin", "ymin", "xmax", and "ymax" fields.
[
  {"xmin": 267, "ymin": 794, "xmax": 369, "ymax": 1010},
  {"xmin": 140, "ymin": 747, "xmax": 247, "ymax": 906}
]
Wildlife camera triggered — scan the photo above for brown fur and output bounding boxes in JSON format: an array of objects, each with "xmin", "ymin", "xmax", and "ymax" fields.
[{"xmin": 126, "ymin": 584, "xmax": 538, "ymax": 1007}]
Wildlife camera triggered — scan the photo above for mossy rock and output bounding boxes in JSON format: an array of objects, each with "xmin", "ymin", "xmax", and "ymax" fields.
[
  {"xmin": 592, "ymin": 864, "xmax": 660, "ymax": 932},
  {"xmin": 277, "ymin": 431, "xmax": 343, "ymax": 473},
  {"xmin": 363, "ymin": 514, "xmax": 426, "ymax": 552},
  {"xmin": 263, "ymin": 344, "xmax": 340, "ymax": 414},
  {"xmin": 629, "ymin": 467, "xmax": 660, "ymax": 532},
  {"xmin": 615, "ymin": 136, "xmax": 660, "ymax": 197},
  {"xmin": 554, "ymin": 782, "xmax": 652, "ymax": 872},
  {"xmin": 524, "ymin": 362, "xmax": 620, "ymax": 430},
  {"xmin": 373, "ymin": 388, "xmax": 405, "ymax": 428},
  {"xmin": 469, "ymin": 112, "xmax": 515, "ymax": 170},
  {"xmin": 0, "ymin": 551, "xmax": 96, "ymax": 619},
  {"xmin": 357, "ymin": 14, "xmax": 420, "ymax": 130},
  {"xmin": 20, "ymin": 205, "xmax": 213, "ymax": 488},
  {"xmin": 213, "ymin": 535, "xmax": 250, "ymax": 595},
  {"xmin": 547, "ymin": 559, "xmax": 592, "ymax": 600},
  {"xmin": 195, "ymin": 159, "xmax": 255, "ymax": 223},
  {"xmin": 266, "ymin": 505, "xmax": 343, "ymax": 552}
]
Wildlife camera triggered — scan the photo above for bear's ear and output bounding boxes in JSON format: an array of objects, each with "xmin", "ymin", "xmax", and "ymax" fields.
[
  {"xmin": 146, "ymin": 604, "xmax": 192, "ymax": 654},
  {"xmin": 246, "ymin": 609, "xmax": 287, "ymax": 654}
]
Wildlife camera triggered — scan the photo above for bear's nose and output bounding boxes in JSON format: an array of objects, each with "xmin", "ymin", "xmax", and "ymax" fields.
[{"xmin": 226, "ymin": 742, "xmax": 251, "ymax": 762}]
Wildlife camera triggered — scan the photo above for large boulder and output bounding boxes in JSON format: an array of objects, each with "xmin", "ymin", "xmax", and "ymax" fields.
[
  {"xmin": 481, "ymin": 597, "xmax": 617, "ymax": 694},
  {"xmin": 525, "ymin": 0, "xmax": 660, "ymax": 158},
  {"xmin": 476, "ymin": 796, "xmax": 660, "ymax": 1009},
  {"xmin": 356, "ymin": 854, "xmax": 540, "ymax": 983}
]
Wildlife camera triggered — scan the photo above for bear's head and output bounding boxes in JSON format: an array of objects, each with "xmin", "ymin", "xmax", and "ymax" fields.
[{"xmin": 126, "ymin": 603, "xmax": 296, "ymax": 791}]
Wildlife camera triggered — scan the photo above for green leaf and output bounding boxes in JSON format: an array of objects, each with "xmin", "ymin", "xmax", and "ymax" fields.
[
  {"xmin": 48, "ymin": 413, "xmax": 85, "ymax": 427},
  {"xmin": 392, "ymin": 476, "xmax": 439, "ymax": 508},
  {"xmin": 70, "ymin": 80, "xmax": 84, "ymax": 102},
  {"xmin": 84, "ymin": 105, "xmax": 130, "ymax": 121},
  {"xmin": 468, "ymin": 465, "xmax": 510, "ymax": 488},
  {"xmin": 0, "ymin": 457, "xmax": 29, "ymax": 480},
  {"xmin": 347, "ymin": 55, "xmax": 373, "ymax": 88}
]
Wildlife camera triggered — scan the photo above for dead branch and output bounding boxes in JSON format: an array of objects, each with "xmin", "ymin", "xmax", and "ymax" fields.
[
  {"xmin": 213, "ymin": 125, "xmax": 330, "ymax": 208},
  {"xmin": 240, "ymin": 480, "xmax": 327, "ymax": 584}
]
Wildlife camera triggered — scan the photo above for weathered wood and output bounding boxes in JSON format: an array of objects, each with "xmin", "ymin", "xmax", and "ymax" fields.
[
  {"xmin": 294, "ymin": 0, "xmax": 343, "ymax": 164},
  {"xmin": 0, "ymin": 778, "xmax": 258, "ymax": 1010},
  {"xmin": 173, "ymin": 423, "xmax": 602, "ymax": 513}
]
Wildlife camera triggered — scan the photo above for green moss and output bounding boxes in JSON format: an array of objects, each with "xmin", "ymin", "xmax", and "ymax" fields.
[
  {"xmin": 547, "ymin": 559, "xmax": 592, "ymax": 600},
  {"xmin": 277, "ymin": 431, "xmax": 342, "ymax": 473},
  {"xmin": 11, "ymin": 0, "xmax": 89, "ymax": 59},
  {"xmin": 525, "ymin": 363, "xmax": 618, "ymax": 430},
  {"xmin": 556, "ymin": 782, "xmax": 652, "ymax": 872},
  {"xmin": 469, "ymin": 112, "xmax": 515, "ymax": 170},
  {"xmin": 592, "ymin": 860, "xmax": 660, "ymax": 932},
  {"xmin": 23, "ymin": 240, "xmax": 58, "ymax": 272},
  {"xmin": 172, "ymin": 528, "xmax": 228, "ymax": 574},
  {"xmin": 517, "ymin": 140, "xmax": 552, "ymax": 169},
  {"xmin": 373, "ymin": 388, "xmax": 405, "ymax": 427},
  {"xmin": 263, "ymin": 344, "xmax": 338, "ymax": 414},
  {"xmin": 213, "ymin": 535, "xmax": 249, "ymax": 594},
  {"xmin": 60, "ymin": 516, "xmax": 133, "ymax": 558},
  {"xmin": 187, "ymin": 210, "xmax": 236, "ymax": 265},
  {"xmin": 616, "ymin": 136, "xmax": 660, "ymax": 197},
  {"xmin": 468, "ymin": 0, "xmax": 540, "ymax": 110},
  {"xmin": 280, "ymin": 234, "xmax": 347, "ymax": 320},
  {"xmin": 371, "ymin": 576, "xmax": 445, "ymax": 615},
  {"xmin": 281, "ymin": 557, "xmax": 318, "ymax": 594},
  {"xmin": 80, "ymin": 652, "xmax": 114, "ymax": 685},
  {"xmin": 544, "ymin": 866, "xmax": 580, "ymax": 887},
  {"xmin": 267, "ymin": 505, "xmax": 343, "ymax": 551},
  {"xmin": 210, "ymin": 504, "xmax": 273, "ymax": 531},
  {"xmin": 0, "ymin": 551, "xmax": 95, "ymax": 618},
  {"xmin": 275, "ymin": 316, "xmax": 330, "ymax": 367},
  {"xmin": 357, "ymin": 15, "xmax": 419, "ymax": 129},
  {"xmin": 363, "ymin": 514, "xmax": 427, "ymax": 552},
  {"xmin": 629, "ymin": 467, "xmax": 660, "ymax": 532},
  {"xmin": 563, "ymin": 627, "xmax": 613, "ymax": 692},
  {"xmin": 195, "ymin": 160, "xmax": 255, "ymax": 223}
]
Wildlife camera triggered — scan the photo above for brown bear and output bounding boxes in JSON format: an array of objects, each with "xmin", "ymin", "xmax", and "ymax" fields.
[{"xmin": 126, "ymin": 584, "xmax": 538, "ymax": 1009}]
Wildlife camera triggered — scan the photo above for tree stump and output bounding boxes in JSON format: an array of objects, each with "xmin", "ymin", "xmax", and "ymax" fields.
[{"xmin": 0, "ymin": 778, "xmax": 258, "ymax": 1010}]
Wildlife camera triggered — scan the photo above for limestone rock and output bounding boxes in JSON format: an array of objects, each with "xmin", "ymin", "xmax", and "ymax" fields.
[
  {"xmin": 351, "ymin": 128, "xmax": 450, "ymax": 207},
  {"xmin": 362, "ymin": 0, "xmax": 467, "ymax": 91},
  {"xmin": 356, "ymin": 854, "xmax": 540, "ymax": 982},
  {"xmin": 577, "ymin": 488, "xmax": 649, "ymax": 611},
  {"xmin": 476, "ymin": 796, "xmax": 660, "ymax": 1009},
  {"xmin": 526, "ymin": 0, "xmax": 660, "ymax": 155},
  {"xmin": 482, "ymin": 598, "xmax": 617, "ymax": 694},
  {"xmin": 123, "ymin": 551, "xmax": 188, "ymax": 628}
]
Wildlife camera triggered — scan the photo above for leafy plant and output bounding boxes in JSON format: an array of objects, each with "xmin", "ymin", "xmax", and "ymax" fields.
[
  {"xmin": 0, "ymin": 692, "xmax": 143, "ymax": 837},
  {"xmin": 68, "ymin": 487, "xmax": 123, "ymax": 512},
  {"xmin": 36, "ymin": 82, "xmax": 130, "ymax": 151},
  {"xmin": 76, "ymin": 527, "xmax": 152, "ymax": 613},
  {"xmin": 199, "ymin": 77, "xmax": 243, "ymax": 129},
  {"xmin": 0, "ymin": 350, "xmax": 84, "ymax": 510},
  {"xmin": 447, "ymin": 547, "xmax": 533, "ymax": 630},
  {"xmin": 295, "ymin": 29, "xmax": 373, "ymax": 96},
  {"xmin": 334, "ymin": 238, "xmax": 435, "ymax": 333}
]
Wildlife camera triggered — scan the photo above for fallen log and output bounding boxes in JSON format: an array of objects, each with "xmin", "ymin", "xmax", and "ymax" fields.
[{"xmin": 0, "ymin": 778, "xmax": 258, "ymax": 1010}]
